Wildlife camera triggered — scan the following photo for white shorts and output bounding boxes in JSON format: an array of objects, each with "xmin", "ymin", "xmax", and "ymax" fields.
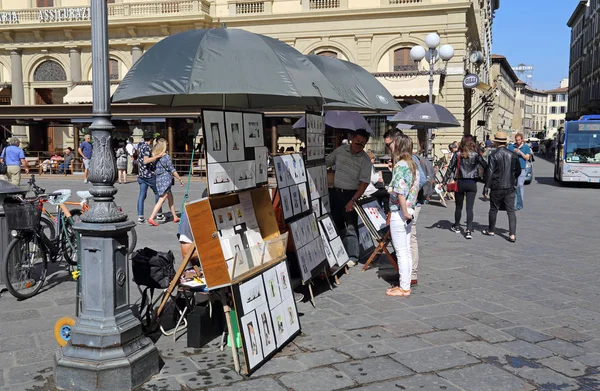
[{"xmin": 83, "ymin": 158, "xmax": 91, "ymax": 169}]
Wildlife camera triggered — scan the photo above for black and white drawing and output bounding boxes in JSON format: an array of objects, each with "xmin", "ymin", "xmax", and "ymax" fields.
[
  {"xmin": 273, "ymin": 156, "xmax": 288, "ymax": 188},
  {"xmin": 279, "ymin": 187, "xmax": 293, "ymax": 220},
  {"xmin": 254, "ymin": 146, "xmax": 268, "ymax": 184},
  {"xmin": 234, "ymin": 160, "xmax": 256, "ymax": 191},
  {"xmin": 240, "ymin": 311, "xmax": 263, "ymax": 370},
  {"xmin": 225, "ymin": 112, "xmax": 245, "ymax": 161},
  {"xmin": 330, "ymin": 236, "xmax": 349, "ymax": 265},
  {"xmin": 275, "ymin": 262, "xmax": 292, "ymax": 301},
  {"xmin": 255, "ymin": 303, "xmax": 276, "ymax": 357},
  {"xmin": 298, "ymin": 183, "xmax": 310, "ymax": 213},
  {"xmin": 320, "ymin": 215, "xmax": 337, "ymax": 240},
  {"xmin": 358, "ymin": 225, "xmax": 375, "ymax": 252},
  {"xmin": 203, "ymin": 110, "xmax": 228, "ymax": 163},
  {"xmin": 321, "ymin": 232, "xmax": 337, "ymax": 267},
  {"xmin": 239, "ymin": 274, "xmax": 267, "ymax": 314},
  {"xmin": 207, "ymin": 162, "xmax": 235, "ymax": 194},
  {"xmin": 282, "ymin": 296, "xmax": 299, "ymax": 336},
  {"xmin": 290, "ymin": 185, "xmax": 302, "ymax": 216},
  {"xmin": 321, "ymin": 195, "xmax": 331, "ymax": 215},
  {"xmin": 243, "ymin": 112, "xmax": 264, "ymax": 147},
  {"xmin": 262, "ymin": 266, "xmax": 282, "ymax": 309},
  {"xmin": 311, "ymin": 199, "xmax": 321, "ymax": 217},
  {"xmin": 270, "ymin": 303, "xmax": 288, "ymax": 348}
]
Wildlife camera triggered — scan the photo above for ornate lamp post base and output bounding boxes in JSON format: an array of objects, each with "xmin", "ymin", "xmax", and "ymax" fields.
[{"xmin": 54, "ymin": 221, "xmax": 159, "ymax": 391}]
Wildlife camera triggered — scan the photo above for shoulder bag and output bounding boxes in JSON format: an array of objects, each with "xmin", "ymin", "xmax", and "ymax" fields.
[
  {"xmin": 0, "ymin": 148, "xmax": 7, "ymax": 175},
  {"xmin": 446, "ymin": 154, "xmax": 460, "ymax": 193}
]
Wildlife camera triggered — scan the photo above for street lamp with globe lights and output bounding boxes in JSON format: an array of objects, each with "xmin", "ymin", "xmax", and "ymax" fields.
[{"xmin": 409, "ymin": 33, "xmax": 454, "ymax": 158}]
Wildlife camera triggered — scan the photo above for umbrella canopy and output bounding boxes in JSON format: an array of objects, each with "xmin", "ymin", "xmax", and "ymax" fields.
[
  {"xmin": 112, "ymin": 28, "xmax": 344, "ymax": 109},
  {"xmin": 395, "ymin": 123, "xmax": 422, "ymax": 130},
  {"xmin": 292, "ymin": 111, "xmax": 372, "ymax": 133},
  {"xmin": 306, "ymin": 55, "xmax": 402, "ymax": 112},
  {"xmin": 389, "ymin": 103, "xmax": 460, "ymax": 128}
]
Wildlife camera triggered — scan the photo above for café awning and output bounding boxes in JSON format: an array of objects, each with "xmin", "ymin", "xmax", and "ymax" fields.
[
  {"xmin": 63, "ymin": 84, "xmax": 120, "ymax": 104},
  {"xmin": 374, "ymin": 75, "xmax": 440, "ymax": 98}
]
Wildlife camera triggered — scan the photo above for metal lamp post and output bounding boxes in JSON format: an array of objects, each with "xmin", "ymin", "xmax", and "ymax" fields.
[
  {"xmin": 409, "ymin": 33, "xmax": 454, "ymax": 157},
  {"xmin": 54, "ymin": 1, "xmax": 159, "ymax": 390}
]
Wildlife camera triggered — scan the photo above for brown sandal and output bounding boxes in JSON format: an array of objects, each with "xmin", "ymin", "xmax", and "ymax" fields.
[{"xmin": 386, "ymin": 287, "xmax": 411, "ymax": 297}]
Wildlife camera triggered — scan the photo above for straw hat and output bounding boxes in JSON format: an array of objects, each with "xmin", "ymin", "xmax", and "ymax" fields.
[{"xmin": 493, "ymin": 131, "xmax": 509, "ymax": 144}]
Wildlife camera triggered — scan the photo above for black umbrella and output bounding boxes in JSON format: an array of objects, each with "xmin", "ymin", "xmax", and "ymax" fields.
[
  {"xmin": 390, "ymin": 103, "xmax": 460, "ymax": 128},
  {"xmin": 112, "ymin": 28, "xmax": 344, "ymax": 109}
]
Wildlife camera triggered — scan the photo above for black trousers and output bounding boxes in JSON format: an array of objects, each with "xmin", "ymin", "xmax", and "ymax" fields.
[
  {"xmin": 454, "ymin": 180, "xmax": 477, "ymax": 231},
  {"xmin": 330, "ymin": 188, "xmax": 359, "ymax": 262},
  {"xmin": 489, "ymin": 188, "xmax": 517, "ymax": 235}
]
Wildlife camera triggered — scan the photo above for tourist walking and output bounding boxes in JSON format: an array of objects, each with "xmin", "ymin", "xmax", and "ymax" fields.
[
  {"xmin": 508, "ymin": 133, "xmax": 531, "ymax": 202},
  {"xmin": 78, "ymin": 134, "xmax": 93, "ymax": 183},
  {"xmin": 116, "ymin": 141, "xmax": 128, "ymax": 184},
  {"xmin": 137, "ymin": 130, "xmax": 165, "ymax": 224},
  {"xmin": 0, "ymin": 137, "xmax": 29, "ymax": 186},
  {"xmin": 126, "ymin": 137, "xmax": 135, "ymax": 175},
  {"xmin": 442, "ymin": 138, "xmax": 487, "ymax": 239},
  {"xmin": 386, "ymin": 134, "xmax": 419, "ymax": 297},
  {"xmin": 483, "ymin": 131, "xmax": 521, "ymax": 242},
  {"xmin": 147, "ymin": 138, "xmax": 184, "ymax": 226}
]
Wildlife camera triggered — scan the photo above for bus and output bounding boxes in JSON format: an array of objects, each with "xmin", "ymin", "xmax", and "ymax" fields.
[{"xmin": 554, "ymin": 115, "xmax": 600, "ymax": 183}]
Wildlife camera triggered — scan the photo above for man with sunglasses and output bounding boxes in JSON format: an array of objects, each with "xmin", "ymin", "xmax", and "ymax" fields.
[{"xmin": 326, "ymin": 129, "xmax": 373, "ymax": 268}]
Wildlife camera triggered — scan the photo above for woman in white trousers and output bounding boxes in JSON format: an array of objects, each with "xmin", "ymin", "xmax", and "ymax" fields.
[{"xmin": 386, "ymin": 134, "xmax": 420, "ymax": 297}]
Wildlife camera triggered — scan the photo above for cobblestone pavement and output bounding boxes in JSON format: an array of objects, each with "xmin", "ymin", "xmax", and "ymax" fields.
[{"xmin": 2, "ymin": 158, "xmax": 600, "ymax": 390}]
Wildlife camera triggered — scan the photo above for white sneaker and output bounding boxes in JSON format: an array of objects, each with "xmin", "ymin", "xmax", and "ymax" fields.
[
  {"xmin": 347, "ymin": 260, "xmax": 357, "ymax": 268},
  {"xmin": 84, "ymin": 179, "xmax": 89, "ymax": 184}
]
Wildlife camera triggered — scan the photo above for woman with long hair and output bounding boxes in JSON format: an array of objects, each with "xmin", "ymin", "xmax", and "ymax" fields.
[
  {"xmin": 386, "ymin": 134, "xmax": 419, "ymax": 297},
  {"xmin": 148, "ymin": 138, "xmax": 184, "ymax": 226},
  {"xmin": 442, "ymin": 137, "xmax": 487, "ymax": 239},
  {"xmin": 115, "ymin": 141, "xmax": 128, "ymax": 184}
]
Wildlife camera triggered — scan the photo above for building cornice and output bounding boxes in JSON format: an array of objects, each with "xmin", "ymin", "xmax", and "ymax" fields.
[{"xmin": 567, "ymin": 0, "xmax": 588, "ymax": 27}]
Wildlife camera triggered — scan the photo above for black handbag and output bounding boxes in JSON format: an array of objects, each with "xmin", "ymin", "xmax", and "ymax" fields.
[
  {"xmin": 0, "ymin": 149, "xmax": 7, "ymax": 175},
  {"xmin": 132, "ymin": 247, "xmax": 176, "ymax": 289}
]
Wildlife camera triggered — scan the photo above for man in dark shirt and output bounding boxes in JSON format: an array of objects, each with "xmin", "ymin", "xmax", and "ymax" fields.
[
  {"xmin": 137, "ymin": 130, "xmax": 165, "ymax": 224},
  {"xmin": 58, "ymin": 147, "xmax": 74, "ymax": 173},
  {"xmin": 78, "ymin": 134, "xmax": 93, "ymax": 183}
]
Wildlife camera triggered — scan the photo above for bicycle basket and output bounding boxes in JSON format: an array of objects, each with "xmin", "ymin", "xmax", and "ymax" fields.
[{"xmin": 4, "ymin": 198, "xmax": 42, "ymax": 231}]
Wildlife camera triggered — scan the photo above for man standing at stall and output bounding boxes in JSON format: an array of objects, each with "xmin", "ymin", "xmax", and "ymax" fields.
[{"xmin": 326, "ymin": 129, "xmax": 373, "ymax": 268}]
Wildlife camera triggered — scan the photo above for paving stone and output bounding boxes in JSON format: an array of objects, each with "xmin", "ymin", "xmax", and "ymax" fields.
[
  {"xmin": 14, "ymin": 347, "xmax": 56, "ymax": 365},
  {"xmin": 345, "ymin": 326, "xmax": 396, "ymax": 343},
  {"xmin": 407, "ymin": 302, "xmax": 476, "ymax": 318},
  {"xmin": 0, "ymin": 335, "xmax": 36, "ymax": 353},
  {"xmin": 382, "ymin": 320, "xmax": 435, "ymax": 337},
  {"xmin": 508, "ymin": 367, "xmax": 580, "ymax": 391},
  {"xmin": 462, "ymin": 311, "xmax": 516, "ymax": 329},
  {"xmin": 537, "ymin": 338, "xmax": 588, "ymax": 358},
  {"xmin": 384, "ymin": 336, "xmax": 432, "ymax": 353},
  {"xmin": 139, "ymin": 376, "xmax": 184, "ymax": 391},
  {"xmin": 328, "ymin": 304, "xmax": 377, "ymax": 317},
  {"xmin": 252, "ymin": 356, "xmax": 307, "ymax": 376},
  {"xmin": 420, "ymin": 314, "xmax": 476, "ymax": 330},
  {"xmin": 0, "ymin": 310, "xmax": 41, "ymax": 324},
  {"xmin": 347, "ymin": 375, "xmax": 462, "ymax": 391},
  {"xmin": 462, "ymin": 324, "xmax": 516, "ymax": 343},
  {"xmin": 326, "ymin": 292, "xmax": 368, "ymax": 306},
  {"xmin": 464, "ymin": 299, "xmax": 512, "ymax": 314},
  {"xmin": 502, "ymin": 326, "xmax": 554, "ymax": 343},
  {"xmin": 419, "ymin": 330, "xmax": 474, "ymax": 345},
  {"xmin": 497, "ymin": 340, "xmax": 554, "ymax": 359},
  {"xmin": 326, "ymin": 315, "xmax": 382, "ymax": 330},
  {"xmin": 454, "ymin": 341, "xmax": 513, "ymax": 365},
  {"xmin": 376, "ymin": 308, "xmax": 422, "ymax": 323},
  {"xmin": 278, "ymin": 367, "xmax": 355, "ymax": 391},
  {"xmin": 294, "ymin": 349, "xmax": 349, "ymax": 369},
  {"xmin": 391, "ymin": 345, "xmax": 479, "ymax": 373},
  {"xmin": 545, "ymin": 327, "xmax": 593, "ymax": 343},
  {"xmin": 574, "ymin": 352, "xmax": 600, "ymax": 367},
  {"xmin": 158, "ymin": 357, "xmax": 199, "ymax": 377},
  {"xmin": 5, "ymin": 362, "xmax": 53, "ymax": 386},
  {"xmin": 336, "ymin": 341, "xmax": 396, "ymax": 360},
  {"xmin": 208, "ymin": 378, "xmax": 287, "ymax": 391},
  {"xmin": 188, "ymin": 352, "xmax": 232, "ymax": 370},
  {"xmin": 294, "ymin": 331, "xmax": 353, "ymax": 352},
  {"xmin": 179, "ymin": 367, "xmax": 242, "ymax": 389},
  {"xmin": 439, "ymin": 363, "xmax": 534, "ymax": 391},
  {"xmin": 539, "ymin": 356, "xmax": 588, "ymax": 377},
  {"xmin": 578, "ymin": 374, "xmax": 600, "ymax": 391},
  {"xmin": 334, "ymin": 356, "xmax": 412, "ymax": 384}
]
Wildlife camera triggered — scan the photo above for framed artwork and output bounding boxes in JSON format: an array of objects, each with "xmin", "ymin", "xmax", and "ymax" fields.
[
  {"xmin": 330, "ymin": 236, "xmax": 349, "ymax": 266},
  {"xmin": 281, "ymin": 296, "xmax": 299, "ymax": 337},
  {"xmin": 240, "ymin": 311, "xmax": 263, "ymax": 370},
  {"xmin": 309, "ymin": 214, "xmax": 320, "ymax": 240},
  {"xmin": 255, "ymin": 303, "xmax": 277, "ymax": 357},
  {"xmin": 255, "ymin": 146, "xmax": 269, "ymax": 184},
  {"xmin": 279, "ymin": 187, "xmax": 293, "ymax": 220},
  {"xmin": 262, "ymin": 267, "xmax": 282, "ymax": 309},
  {"xmin": 321, "ymin": 195, "xmax": 331, "ymax": 215},
  {"xmin": 320, "ymin": 215, "xmax": 337, "ymax": 241},
  {"xmin": 207, "ymin": 162, "xmax": 235, "ymax": 195},
  {"xmin": 273, "ymin": 156, "xmax": 289, "ymax": 188},
  {"xmin": 321, "ymin": 232, "xmax": 337, "ymax": 267},
  {"xmin": 243, "ymin": 112, "xmax": 264, "ymax": 147},
  {"xmin": 358, "ymin": 225, "xmax": 376, "ymax": 253},
  {"xmin": 298, "ymin": 183, "xmax": 310, "ymax": 213},
  {"xmin": 238, "ymin": 274, "xmax": 267, "ymax": 314},
  {"xmin": 311, "ymin": 199, "xmax": 321, "ymax": 217},
  {"xmin": 281, "ymin": 155, "xmax": 295, "ymax": 185},
  {"xmin": 271, "ymin": 303, "xmax": 288, "ymax": 348},
  {"xmin": 225, "ymin": 112, "xmax": 245, "ymax": 162},
  {"xmin": 202, "ymin": 110, "xmax": 227, "ymax": 163},
  {"xmin": 291, "ymin": 154, "xmax": 306, "ymax": 184},
  {"xmin": 361, "ymin": 200, "xmax": 387, "ymax": 232},
  {"xmin": 289, "ymin": 185, "xmax": 302, "ymax": 216},
  {"xmin": 275, "ymin": 262, "xmax": 292, "ymax": 301},
  {"xmin": 234, "ymin": 160, "xmax": 256, "ymax": 191}
]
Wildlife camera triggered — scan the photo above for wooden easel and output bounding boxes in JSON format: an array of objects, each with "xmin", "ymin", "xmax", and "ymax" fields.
[{"xmin": 361, "ymin": 230, "xmax": 398, "ymax": 272}]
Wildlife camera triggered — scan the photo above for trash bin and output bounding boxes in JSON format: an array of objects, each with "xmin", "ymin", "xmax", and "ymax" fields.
[{"xmin": 0, "ymin": 180, "xmax": 27, "ymax": 289}]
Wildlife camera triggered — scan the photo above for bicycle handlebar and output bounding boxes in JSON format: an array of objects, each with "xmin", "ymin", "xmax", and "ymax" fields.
[
  {"xmin": 11, "ymin": 191, "xmax": 63, "ymax": 204},
  {"xmin": 27, "ymin": 174, "xmax": 46, "ymax": 196}
]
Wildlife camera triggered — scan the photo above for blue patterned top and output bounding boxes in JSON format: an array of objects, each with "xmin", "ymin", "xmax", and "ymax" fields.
[{"xmin": 137, "ymin": 142, "xmax": 155, "ymax": 179}]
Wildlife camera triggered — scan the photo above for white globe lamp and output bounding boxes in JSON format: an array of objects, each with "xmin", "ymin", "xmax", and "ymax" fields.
[
  {"xmin": 409, "ymin": 46, "xmax": 426, "ymax": 62},
  {"xmin": 439, "ymin": 44, "xmax": 455, "ymax": 61},
  {"xmin": 424, "ymin": 32, "xmax": 441, "ymax": 49},
  {"xmin": 424, "ymin": 49, "xmax": 439, "ymax": 64}
]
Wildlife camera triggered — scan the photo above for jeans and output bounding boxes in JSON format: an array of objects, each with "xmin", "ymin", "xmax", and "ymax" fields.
[
  {"xmin": 58, "ymin": 162, "xmax": 70, "ymax": 173},
  {"xmin": 410, "ymin": 205, "xmax": 420, "ymax": 280},
  {"xmin": 390, "ymin": 211, "xmax": 412, "ymax": 291},
  {"xmin": 137, "ymin": 176, "xmax": 162, "ymax": 217},
  {"xmin": 330, "ymin": 189, "xmax": 359, "ymax": 262},
  {"xmin": 517, "ymin": 171, "xmax": 526, "ymax": 200},
  {"xmin": 454, "ymin": 179, "xmax": 478, "ymax": 231},
  {"xmin": 489, "ymin": 188, "xmax": 517, "ymax": 236}
]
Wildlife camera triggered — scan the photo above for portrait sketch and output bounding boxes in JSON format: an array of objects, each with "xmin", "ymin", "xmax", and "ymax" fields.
[
  {"xmin": 202, "ymin": 110, "xmax": 227, "ymax": 163},
  {"xmin": 225, "ymin": 112, "xmax": 245, "ymax": 161},
  {"xmin": 243, "ymin": 112, "xmax": 265, "ymax": 147}
]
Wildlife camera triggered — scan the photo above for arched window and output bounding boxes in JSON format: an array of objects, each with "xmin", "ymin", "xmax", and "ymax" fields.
[
  {"xmin": 33, "ymin": 60, "xmax": 67, "ymax": 82},
  {"xmin": 109, "ymin": 59, "xmax": 119, "ymax": 80},
  {"xmin": 394, "ymin": 48, "xmax": 416, "ymax": 72},
  {"xmin": 317, "ymin": 51, "xmax": 338, "ymax": 58}
]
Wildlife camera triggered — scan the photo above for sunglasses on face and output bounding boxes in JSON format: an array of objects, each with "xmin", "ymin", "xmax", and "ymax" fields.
[{"xmin": 385, "ymin": 141, "xmax": 393, "ymax": 149}]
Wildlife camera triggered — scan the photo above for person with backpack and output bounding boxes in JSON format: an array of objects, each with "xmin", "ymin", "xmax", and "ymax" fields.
[
  {"xmin": 137, "ymin": 130, "xmax": 165, "ymax": 224},
  {"xmin": 116, "ymin": 141, "xmax": 128, "ymax": 184}
]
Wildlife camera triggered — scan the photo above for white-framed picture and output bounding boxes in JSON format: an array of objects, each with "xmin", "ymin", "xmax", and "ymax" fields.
[
  {"xmin": 225, "ymin": 111, "xmax": 245, "ymax": 162},
  {"xmin": 280, "ymin": 187, "xmax": 293, "ymax": 220},
  {"xmin": 207, "ymin": 162, "xmax": 235, "ymax": 195},
  {"xmin": 311, "ymin": 199, "xmax": 321, "ymax": 217},
  {"xmin": 321, "ymin": 195, "xmax": 331, "ymax": 215},
  {"xmin": 255, "ymin": 303, "xmax": 276, "ymax": 357},
  {"xmin": 296, "ymin": 246, "xmax": 312, "ymax": 283},
  {"xmin": 330, "ymin": 236, "xmax": 349, "ymax": 266},
  {"xmin": 275, "ymin": 262, "xmax": 292, "ymax": 301},
  {"xmin": 309, "ymin": 214, "xmax": 320, "ymax": 240},
  {"xmin": 240, "ymin": 311, "xmax": 263, "ymax": 370},
  {"xmin": 243, "ymin": 112, "xmax": 264, "ymax": 148},
  {"xmin": 281, "ymin": 296, "xmax": 300, "ymax": 338},
  {"xmin": 262, "ymin": 267, "xmax": 282, "ymax": 309},
  {"xmin": 290, "ymin": 185, "xmax": 302, "ymax": 216},
  {"xmin": 273, "ymin": 156, "xmax": 289, "ymax": 188},
  {"xmin": 281, "ymin": 155, "xmax": 295, "ymax": 185},
  {"xmin": 361, "ymin": 200, "xmax": 387, "ymax": 232},
  {"xmin": 320, "ymin": 215, "xmax": 338, "ymax": 241},
  {"xmin": 291, "ymin": 154, "xmax": 306, "ymax": 184},
  {"xmin": 359, "ymin": 225, "xmax": 376, "ymax": 252},
  {"xmin": 298, "ymin": 183, "xmax": 310, "ymax": 213},
  {"xmin": 321, "ymin": 232, "xmax": 337, "ymax": 267},
  {"xmin": 255, "ymin": 146, "xmax": 268, "ymax": 184},
  {"xmin": 203, "ymin": 110, "xmax": 227, "ymax": 163},
  {"xmin": 234, "ymin": 160, "xmax": 256, "ymax": 191},
  {"xmin": 271, "ymin": 302, "xmax": 288, "ymax": 348},
  {"xmin": 239, "ymin": 274, "xmax": 267, "ymax": 314}
]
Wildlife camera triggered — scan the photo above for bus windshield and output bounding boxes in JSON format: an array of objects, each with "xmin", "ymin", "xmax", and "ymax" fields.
[{"xmin": 565, "ymin": 130, "xmax": 600, "ymax": 164}]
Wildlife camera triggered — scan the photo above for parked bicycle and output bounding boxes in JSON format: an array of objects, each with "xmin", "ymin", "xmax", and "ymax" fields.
[{"xmin": 2, "ymin": 190, "xmax": 80, "ymax": 300}]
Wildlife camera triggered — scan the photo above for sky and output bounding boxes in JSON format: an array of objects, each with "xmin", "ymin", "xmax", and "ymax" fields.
[{"xmin": 493, "ymin": 0, "xmax": 580, "ymax": 91}]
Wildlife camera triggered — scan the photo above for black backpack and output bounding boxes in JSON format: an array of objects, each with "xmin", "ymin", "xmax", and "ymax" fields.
[{"xmin": 132, "ymin": 247, "xmax": 176, "ymax": 289}]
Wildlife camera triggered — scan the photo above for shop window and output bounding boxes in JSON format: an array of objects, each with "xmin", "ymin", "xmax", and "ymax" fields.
[
  {"xmin": 317, "ymin": 51, "xmax": 338, "ymax": 58},
  {"xmin": 33, "ymin": 60, "xmax": 67, "ymax": 82},
  {"xmin": 394, "ymin": 48, "xmax": 416, "ymax": 72},
  {"xmin": 109, "ymin": 59, "xmax": 119, "ymax": 80},
  {"xmin": 37, "ymin": 0, "xmax": 54, "ymax": 7}
]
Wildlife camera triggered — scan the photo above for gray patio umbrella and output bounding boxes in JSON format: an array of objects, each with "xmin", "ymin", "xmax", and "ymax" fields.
[
  {"xmin": 389, "ymin": 103, "xmax": 460, "ymax": 128},
  {"xmin": 306, "ymin": 55, "xmax": 402, "ymax": 112},
  {"xmin": 112, "ymin": 28, "xmax": 344, "ymax": 109}
]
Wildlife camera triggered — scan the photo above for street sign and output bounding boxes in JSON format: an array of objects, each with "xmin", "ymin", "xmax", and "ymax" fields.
[{"xmin": 462, "ymin": 74, "xmax": 480, "ymax": 89}]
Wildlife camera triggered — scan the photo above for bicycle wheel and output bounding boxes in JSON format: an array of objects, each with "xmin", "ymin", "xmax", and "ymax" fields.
[
  {"xmin": 40, "ymin": 213, "xmax": 57, "ymax": 241},
  {"xmin": 3, "ymin": 233, "xmax": 48, "ymax": 300},
  {"xmin": 62, "ymin": 209, "xmax": 83, "ymax": 266},
  {"xmin": 128, "ymin": 227, "xmax": 137, "ymax": 256}
]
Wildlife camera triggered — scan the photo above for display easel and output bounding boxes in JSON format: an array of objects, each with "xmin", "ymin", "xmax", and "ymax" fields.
[
  {"xmin": 353, "ymin": 197, "xmax": 397, "ymax": 272},
  {"xmin": 361, "ymin": 231, "xmax": 397, "ymax": 272}
]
